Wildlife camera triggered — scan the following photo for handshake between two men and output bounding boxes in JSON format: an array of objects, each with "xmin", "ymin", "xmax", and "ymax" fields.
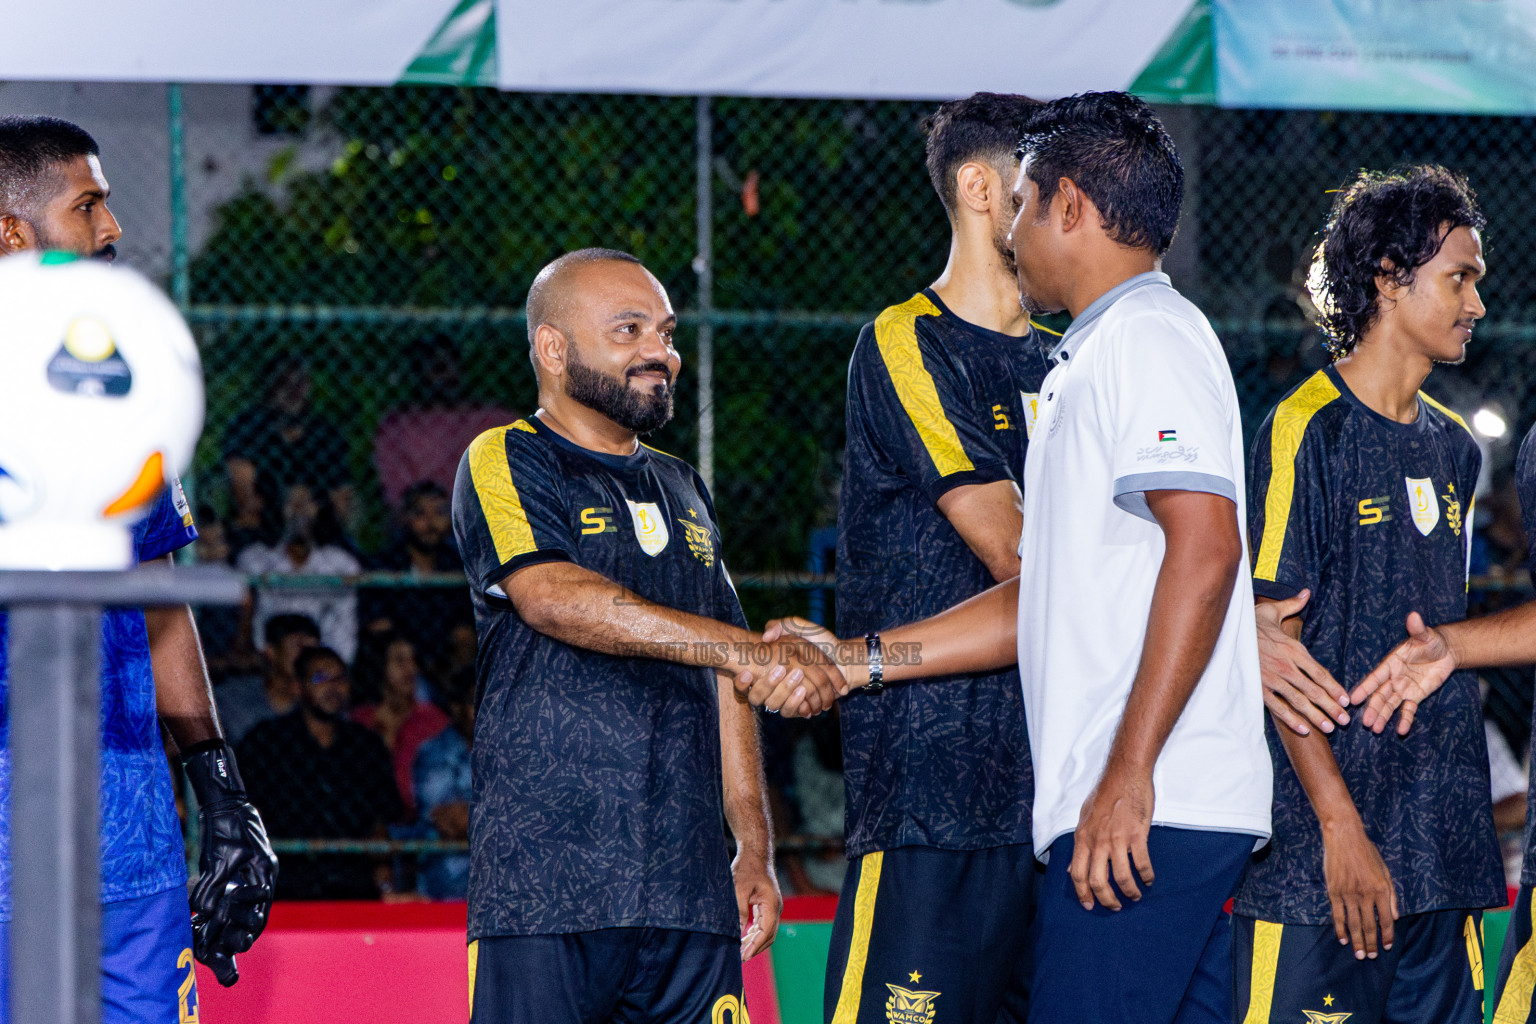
[{"xmin": 733, "ymin": 584, "xmax": 1457, "ymax": 730}]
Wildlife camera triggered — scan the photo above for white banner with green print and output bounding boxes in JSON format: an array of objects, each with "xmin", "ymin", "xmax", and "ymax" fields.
[
  {"xmin": 0, "ymin": 0, "xmax": 1206, "ymax": 101},
  {"xmin": 493, "ymin": 0, "xmax": 1210, "ymax": 101}
]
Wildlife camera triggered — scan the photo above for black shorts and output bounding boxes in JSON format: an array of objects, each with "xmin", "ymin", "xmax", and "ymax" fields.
[
  {"xmin": 468, "ymin": 928, "xmax": 743, "ymax": 1024},
  {"xmin": 1234, "ymin": 909, "xmax": 1484, "ymax": 1024},
  {"xmin": 823, "ymin": 844, "xmax": 1036, "ymax": 1024},
  {"xmin": 1494, "ymin": 884, "xmax": 1536, "ymax": 1023}
]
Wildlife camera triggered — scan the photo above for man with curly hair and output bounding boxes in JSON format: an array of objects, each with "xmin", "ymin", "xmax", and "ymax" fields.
[{"xmin": 1233, "ymin": 165, "xmax": 1500, "ymax": 1024}]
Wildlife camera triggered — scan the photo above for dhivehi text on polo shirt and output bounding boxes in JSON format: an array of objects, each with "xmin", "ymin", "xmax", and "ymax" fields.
[
  {"xmin": 1017, "ymin": 272, "xmax": 1272, "ymax": 854},
  {"xmin": 1236, "ymin": 367, "xmax": 1501, "ymax": 925},
  {"xmin": 452, "ymin": 416, "xmax": 744, "ymax": 941}
]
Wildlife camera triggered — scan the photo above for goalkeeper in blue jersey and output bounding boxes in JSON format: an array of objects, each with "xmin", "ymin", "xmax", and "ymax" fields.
[{"xmin": 0, "ymin": 115, "xmax": 277, "ymax": 1022}]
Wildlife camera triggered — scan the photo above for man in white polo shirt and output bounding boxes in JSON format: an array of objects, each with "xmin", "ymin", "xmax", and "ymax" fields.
[{"xmin": 737, "ymin": 92, "xmax": 1270, "ymax": 1024}]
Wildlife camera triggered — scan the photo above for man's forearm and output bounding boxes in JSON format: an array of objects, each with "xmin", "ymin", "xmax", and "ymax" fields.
[
  {"xmin": 1104, "ymin": 492, "xmax": 1239, "ymax": 775},
  {"xmin": 506, "ymin": 562, "xmax": 754, "ymax": 669},
  {"xmin": 717, "ymin": 673, "xmax": 772, "ymax": 864},
  {"xmin": 145, "ymin": 553, "xmax": 222, "ymax": 750},
  {"xmin": 1274, "ymin": 713, "xmax": 1360, "ymax": 829},
  {"xmin": 873, "ymin": 576, "xmax": 1020, "ymax": 684},
  {"xmin": 1440, "ymin": 601, "xmax": 1536, "ymax": 669}
]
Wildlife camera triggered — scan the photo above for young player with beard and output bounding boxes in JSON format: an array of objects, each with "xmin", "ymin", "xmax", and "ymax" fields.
[
  {"xmin": 827, "ymin": 92, "xmax": 1048, "ymax": 1024},
  {"xmin": 452, "ymin": 248, "xmax": 844, "ymax": 1024},
  {"xmin": 1235, "ymin": 166, "xmax": 1501, "ymax": 1024},
  {"xmin": 0, "ymin": 115, "xmax": 277, "ymax": 1020}
]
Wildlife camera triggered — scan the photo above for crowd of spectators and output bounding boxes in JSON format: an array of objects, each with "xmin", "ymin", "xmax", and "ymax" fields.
[{"xmin": 188, "ymin": 337, "xmax": 498, "ymax": 900}]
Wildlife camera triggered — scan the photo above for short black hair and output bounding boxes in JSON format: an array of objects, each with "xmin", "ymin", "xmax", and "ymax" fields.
[
  {"xmin": 0, "ymin": 116, "xmax": 99, "ymax": 221},
  {"xmin": 266, "ymin": 613, "xmax": 321, "ymax": 647},
  {"xmin": 1016, "ymin": 91, "xmax": 1183, "ymax": 256},
  {"xmin": 922, "ymin": 93, "xmax": 1041, "ymax": 217},
  {"xmin": 1308, "ymin": 165, "xmax": 1485, "ymax": 359},
  {"xmin": 294, "ymin": 645, "xmax": 347, "ymax": 684}
]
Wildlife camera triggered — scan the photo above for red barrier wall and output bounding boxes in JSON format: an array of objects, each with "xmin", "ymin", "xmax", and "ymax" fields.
[{"xmin": 195, "ymin": 898, "xmax": 838, "ymax": 1024}]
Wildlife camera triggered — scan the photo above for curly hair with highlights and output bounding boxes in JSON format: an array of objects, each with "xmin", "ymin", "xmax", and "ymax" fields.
[{"xmin": 1308, "ymin": 165, "xmax": 1485, "ymax": 359}]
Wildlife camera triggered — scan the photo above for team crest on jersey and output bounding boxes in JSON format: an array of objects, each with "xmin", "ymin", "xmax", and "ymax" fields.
[
  {"xmin": 1302, "ymin": 1012, "xmax": 1351, "ymax": 1024},
  {"xmin": 1020, "ymin": 391, "xmax": 1040, "ymax": 439},
  {"xmin": 1405, "ymin": 476, "xmax": 1439, "ymax": 536},
  {"xmin": 885, "ymin": 983, "xmax": 939, "ymax": 1024},
  {"xmin": 677, "ymin": 515, "xmax": 715, "ymax": 567},
  {"xmin": 625, "ymin": 500, "xmax": 669, "ymax": 556},
  {"xmin": 1442, "ymin": 481, "xmax": 1464, "ymax": 537}
]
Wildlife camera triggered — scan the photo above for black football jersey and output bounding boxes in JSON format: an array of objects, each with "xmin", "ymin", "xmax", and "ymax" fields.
[
  {"xmin": 453, "ymin": 416, "xmax": 744, "ymax": 940},
  {"xmin": 1236, "ymin": 366, "xmax": 1502, "ymax": 924},
  {"xmin": 836, "ymin": 289, "xmax": 1049, "ymax": 857}
]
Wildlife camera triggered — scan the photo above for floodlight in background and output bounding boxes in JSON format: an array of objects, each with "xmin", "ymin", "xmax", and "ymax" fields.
[{"xmin": 1474, "ymin": 406, "xmax": 1509, "ymax": 441}]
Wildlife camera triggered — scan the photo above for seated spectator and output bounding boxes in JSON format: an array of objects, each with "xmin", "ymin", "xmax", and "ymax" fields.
[
  {"xmin": 215, "ymin": 613, "xmax": 320, "ymax": 744},
  {"xmin": 413, "ymin": 667, "xmax": 474, "ymax": 900},
  {"xmin": 225, "ymin": 353, "xmax": 355, "ymax": 535},
  {"xmin": 352, "ymin": 632, "xmax": 448, "ymax": 812},
  {"xmin": 238, "ymin": 483, "xmax": 360, "ymax": 662},
  {"xmin": 372, "ymin": 334, "xmax": 516, "ymax": 508},
  {"xmin": 361, "ymin": 481, "xmax": 474, "ymax": 669},
  {"xmin": 238, "ymin": 646, "xmax": 403, "ymax": 900}
]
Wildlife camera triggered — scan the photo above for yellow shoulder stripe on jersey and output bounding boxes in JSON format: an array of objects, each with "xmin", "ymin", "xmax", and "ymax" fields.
[
  {"xmin": 511, "ymin": 419, "xmax": 537, "ymax": 433},
  {"xmin": 467, "ymin": 940, "xmax": 480, "ymax": 1018},
  {"xmin": 1419, "ymin": 390, "xmax": 1473, "ymax": 436},
  {"xmin": 829, "ymin": 851, "xmax": 884, "ymax": 1024},
  {"xmin": 874, "ymin": 293, "xmax": 973, "ymax": 477},
  {"xmin": 1241, "ymin": 921, "xmax": 1283, "ymax": 1024},
  {"xmin": 1029, "ymin": 318, "xmax": 1063, "ymax": 337},
  {"xmin": 640, "ymin": 440, "xmax": 677, "ymax": 459},
  {"xmin": 1254, "ymin": 371, "xmax": 1341, "ymax": 582},
  {"xmin": 1494, "ymin": 900, "xmax": 1536, "ymax": 1021},
  {"xmin": 467, "ymin": 425, "xmax": 537, "ymax": 564}
]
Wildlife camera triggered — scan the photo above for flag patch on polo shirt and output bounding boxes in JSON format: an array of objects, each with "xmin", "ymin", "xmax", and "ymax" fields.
[{"xmin": 1158, "ymin": 429, "xmax": 1177, "ymax": 442}]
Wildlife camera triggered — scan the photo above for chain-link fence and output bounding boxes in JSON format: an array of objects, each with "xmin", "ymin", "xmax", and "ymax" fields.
[{"xmin": 105, "ymin": 85, "xmax": 1536, "ymax": 895}]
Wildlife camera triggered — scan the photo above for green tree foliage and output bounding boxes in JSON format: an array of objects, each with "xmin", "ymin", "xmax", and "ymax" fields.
[{"xmin": 192, "ymin": 87, "xmax": 948, "ymax": 572}]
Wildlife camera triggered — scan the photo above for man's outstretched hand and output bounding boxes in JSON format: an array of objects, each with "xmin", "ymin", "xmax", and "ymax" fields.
[
  {"xmin": 1255, "ymin": 590, "xmax": 1351, "ymax": 736},
  {"xmin": 1350, "ymin": 611, "xmax": 1458, "ymax": 735}
]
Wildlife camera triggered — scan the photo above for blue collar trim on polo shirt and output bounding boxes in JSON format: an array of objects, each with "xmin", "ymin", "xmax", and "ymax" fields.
[{"xmin": 1049, "ymin": 271, "xmax": 1172, "ymax": 365}]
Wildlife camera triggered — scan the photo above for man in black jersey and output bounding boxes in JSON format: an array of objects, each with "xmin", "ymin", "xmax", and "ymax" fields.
[
  {"xmin": 1235, "ymin": 167, "xmax": 1502, "ymax": 1024},
  {"xmin": 452, "ymin": 248, "xmax": 842, "ymax": 1024},
  {"xmin": 825, "ymin": 92, "xmax": 1047, "ymax": 1024},
  {"xmin": 1359, "ymin": 421, "xmax": 1536, "ymax": 1024}
]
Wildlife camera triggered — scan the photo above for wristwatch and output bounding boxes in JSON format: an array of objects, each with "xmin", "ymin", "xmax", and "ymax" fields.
[{"xmin": 864, "ymin": 633, "xmax": 885, "ymax": 695}]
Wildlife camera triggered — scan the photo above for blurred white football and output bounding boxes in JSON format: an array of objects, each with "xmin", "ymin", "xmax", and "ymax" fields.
[{"xmin": 0, "ymin": 252, "xmax": 204, "ymax": 570}]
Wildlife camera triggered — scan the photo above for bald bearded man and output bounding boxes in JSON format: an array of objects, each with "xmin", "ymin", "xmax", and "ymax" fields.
[{"xmin": 452, "ymin": 248, "xmax": 841, "ymax": 1024}]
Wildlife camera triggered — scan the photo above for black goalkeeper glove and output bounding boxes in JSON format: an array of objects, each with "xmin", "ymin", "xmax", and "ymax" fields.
[{"xmin": 183, "ymin": 740, "xmax": 279, "ymax": 987}]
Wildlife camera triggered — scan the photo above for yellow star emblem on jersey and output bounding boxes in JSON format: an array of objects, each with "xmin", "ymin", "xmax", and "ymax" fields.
[
  {"xmin": 1324, "ymin": 995, "xmax": 1334, "ymax": 1007},
  {"xmin": 687, "ymin": 507, "xmax": 697, "ymax": 518},
  {"xmin": 908, "ymin": 971, "xmax": 921, "ymax": 983}
]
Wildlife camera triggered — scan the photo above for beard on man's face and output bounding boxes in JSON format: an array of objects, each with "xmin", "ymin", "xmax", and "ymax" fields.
[
  {"xmin": 564, "ymin": 344, "xmax": 675, "ymax": 435},
  {"xmin": 32, "ymin": 220, "xmax": 115, "ymax": 262},
  {"xmin": 993, "ymin": 220, "xmax": 1018, "ymax": 277}
]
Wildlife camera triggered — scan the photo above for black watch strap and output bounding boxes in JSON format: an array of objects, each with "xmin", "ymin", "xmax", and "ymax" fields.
[{"xmin": 864, "ymin": 633, "xmax": 885, "ymax": 694}]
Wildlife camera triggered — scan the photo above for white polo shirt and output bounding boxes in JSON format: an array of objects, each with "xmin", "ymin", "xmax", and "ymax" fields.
[{"xmin": 1018, "ymin": 272, "xmax": 1271, "ymax": 855}]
